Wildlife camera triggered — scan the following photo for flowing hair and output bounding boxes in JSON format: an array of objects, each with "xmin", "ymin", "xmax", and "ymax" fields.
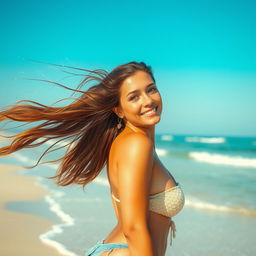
[{"xmin": 0, "ymin": 61, "xmax": 155, "ymax": 188}]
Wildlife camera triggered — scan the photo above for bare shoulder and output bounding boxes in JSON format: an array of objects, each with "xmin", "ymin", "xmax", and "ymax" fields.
[
  {"xmin": 113, "ymin": 132, "xmax": 155, "ymax": 231},
  {"xmin": 114, "ymin": 131, "xmax": 153, "ymax": 157}
]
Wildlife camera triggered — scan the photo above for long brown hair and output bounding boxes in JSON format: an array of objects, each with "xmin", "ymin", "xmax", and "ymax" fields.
[{"xmin": 0, "ymin": 61, "xmax": 155, "ymax": 188}]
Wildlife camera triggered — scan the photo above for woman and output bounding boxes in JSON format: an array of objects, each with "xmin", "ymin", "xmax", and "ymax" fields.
[{"xmin": 0, "ymin": 61, "xmax": 185, "ymax": 256}]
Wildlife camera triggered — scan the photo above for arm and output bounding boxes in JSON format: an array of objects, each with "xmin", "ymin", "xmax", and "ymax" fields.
[{"xmin": 117, "ymin": 133, "xmax": 155, "ymax": 256}]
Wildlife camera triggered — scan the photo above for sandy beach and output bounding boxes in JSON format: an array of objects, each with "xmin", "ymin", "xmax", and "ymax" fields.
[
  {"xmin": 0, "ymin": 134, "xmax": 255, "ymax": 255},
  {"xmin": 0, "ymin": 163, "xmax": 64, "ymax": 256}
]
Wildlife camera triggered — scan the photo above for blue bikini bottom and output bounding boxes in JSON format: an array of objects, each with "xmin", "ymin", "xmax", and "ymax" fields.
[{"xmin": 84, "ymin": 239, "xmax": 128, "ymax": 256}]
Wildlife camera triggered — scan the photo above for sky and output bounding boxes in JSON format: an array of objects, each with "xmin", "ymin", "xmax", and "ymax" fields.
[{"xmin": 0, "ymin": 0, "xmax": 255, "ymax": 137}]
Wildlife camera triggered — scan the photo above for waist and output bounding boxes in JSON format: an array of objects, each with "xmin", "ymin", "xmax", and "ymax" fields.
[{"xmin": 105, "ymin": 215, "xmax": 170, "ymax": 243}]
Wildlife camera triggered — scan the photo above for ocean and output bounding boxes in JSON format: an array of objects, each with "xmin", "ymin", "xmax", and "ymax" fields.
[{"xmin": 1, "ymin": 133, "xmax": 256, "ymax": 256}]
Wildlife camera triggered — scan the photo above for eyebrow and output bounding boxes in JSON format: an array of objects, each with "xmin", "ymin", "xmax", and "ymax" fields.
[{"xmin": 126, "ymin": 82, "xmax": 155, "ymax": 97}]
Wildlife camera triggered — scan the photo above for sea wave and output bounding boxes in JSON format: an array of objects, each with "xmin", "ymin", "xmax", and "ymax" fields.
[
  {"xmin": 10, "ymin": 153, "xmax": 77, "ymax": 256},
  {"xmin": 13, "ymin": 152, "xmax": 35, "ymax": 165},
  {"xmin": 185, "ymin": 136, "xmax": 226, "ymax": 144},
  {"xmin": 156, "ymin": 148, "xmax": 168, "ymax": 156},
  {"xmin": 185, "ymin": 196, "xmax": 256, "ymax": 216},
  {"xmin": 13, "ymin": 151, "xmax": 109, "ymax": 188},
  {"xmin": 189, "ymin": 151, "xmax": 256, "ymax": 168},
  {"xmin": 37, "ymin": 179, "xmax": 78, "ymax": 256},
  {"xmin": 13, "ymin": 152, "xmax": 60, "ymax": 172},
  {"xmin": 160, "ymin": 135, "xmax": 173, "ymax": 141},
  {"xmin": 93, "ymin": 176, "xmax": 109, "ymax": 187}
]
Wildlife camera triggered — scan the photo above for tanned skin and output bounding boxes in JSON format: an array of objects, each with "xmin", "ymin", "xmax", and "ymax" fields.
[{"xmin": 102, "ymin": 71, "xmax": 178, "ymax": 256}]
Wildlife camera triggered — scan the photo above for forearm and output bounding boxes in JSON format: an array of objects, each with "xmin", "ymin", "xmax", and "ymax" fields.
[{"xmin": 124, "ymin": 227, "xmax": 155, "ymax": 256}]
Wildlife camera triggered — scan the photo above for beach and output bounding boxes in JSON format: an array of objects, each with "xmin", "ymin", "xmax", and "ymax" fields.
[
  {"xmin": 0, "ymin": 163, "xmax": 65, "ymax": 256},
  {"xmin": 0, "ymin": 133, "xmax": 256, "ymax": 255}
]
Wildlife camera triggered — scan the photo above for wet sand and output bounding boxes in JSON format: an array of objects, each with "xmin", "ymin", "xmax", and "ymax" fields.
[{"xmin": 0, "ymin": 163, "xmax": 65, "ymax": 256}]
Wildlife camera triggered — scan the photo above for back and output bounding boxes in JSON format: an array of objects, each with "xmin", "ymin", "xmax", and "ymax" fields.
[{"xmin": 107, "ymin": 129, "xmax": 154, "ymax": 220}]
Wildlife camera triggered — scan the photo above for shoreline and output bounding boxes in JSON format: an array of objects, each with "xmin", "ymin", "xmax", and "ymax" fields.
[{"xmin": 0, "ymin": 163, "xmax": 67, "ymax": 256}]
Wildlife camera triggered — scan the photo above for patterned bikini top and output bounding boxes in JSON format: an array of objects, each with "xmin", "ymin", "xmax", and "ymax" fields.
[{"xmin": 111, "ymin": 183, "xmax": 185, "ymax": 246}]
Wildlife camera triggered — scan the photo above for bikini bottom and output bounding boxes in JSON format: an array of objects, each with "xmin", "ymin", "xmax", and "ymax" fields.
[{"xmin": 84, "ymin": 239, "xmax": 129, "ymax": 256}]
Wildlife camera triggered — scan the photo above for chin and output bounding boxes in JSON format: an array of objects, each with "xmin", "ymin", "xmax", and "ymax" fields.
[
  {"xmin": 128, "ymin": 114, "xmax": 161, "ymax": 129},
  {"xmin": 142, "ymin": 116, "xmax": 161, "ymax": 127}
]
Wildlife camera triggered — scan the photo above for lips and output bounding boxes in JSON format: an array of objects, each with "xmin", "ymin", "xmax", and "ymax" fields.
[{"xmin": 141, "ymin": 107, "xmax": 158, "ymax": 116}]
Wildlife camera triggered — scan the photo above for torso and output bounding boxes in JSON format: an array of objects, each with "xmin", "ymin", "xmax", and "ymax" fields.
[{"xmin": 103, "ymin": 129, "xmax": 178, "ymax": 256}]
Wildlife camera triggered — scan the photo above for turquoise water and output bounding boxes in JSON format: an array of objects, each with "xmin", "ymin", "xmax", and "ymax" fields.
[{"xmin": 1, "ymin": 134, "xmax": 256, "ymax": 255}]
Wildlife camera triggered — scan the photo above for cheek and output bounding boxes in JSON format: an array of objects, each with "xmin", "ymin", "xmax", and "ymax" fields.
[{"xmin": 123, "ymin": 102, "xmax": 141, "ymax": 117}]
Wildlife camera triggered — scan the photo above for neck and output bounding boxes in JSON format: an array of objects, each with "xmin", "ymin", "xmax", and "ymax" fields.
[{"xmin": 125, "ymin": 122, "xmax": 155, "ymax": 144}]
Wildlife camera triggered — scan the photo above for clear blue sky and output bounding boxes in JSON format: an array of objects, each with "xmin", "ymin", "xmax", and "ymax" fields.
[{"xmin": 0, "ymin": 0, "xmax": 255, "ymax": 137}]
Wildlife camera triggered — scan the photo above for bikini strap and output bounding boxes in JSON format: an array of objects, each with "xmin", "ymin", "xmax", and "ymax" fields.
[
  {"xmin": 169, "ymin": 219, "xmax": 176, "ymax": 246},
  {"xmin": 111, "ymin": 193, "xmax": 121, "ymax": 203}
]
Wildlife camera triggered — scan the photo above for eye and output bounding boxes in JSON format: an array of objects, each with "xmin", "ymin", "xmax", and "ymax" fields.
[
  {"xmin": 129, "ymin": 95, "xmax": 138, "ymax": 101},
  {"xmin": 148, "ymin": 86, "xmax": 158, "ymax": 93}
]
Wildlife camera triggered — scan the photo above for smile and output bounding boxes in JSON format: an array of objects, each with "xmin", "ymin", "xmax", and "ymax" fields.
[{"xmin": 141, "ymin": 107, "xmax": 158, "ymax": 116}]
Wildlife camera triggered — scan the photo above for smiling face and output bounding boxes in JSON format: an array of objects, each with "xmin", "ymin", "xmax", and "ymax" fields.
[{"xmin": 114, "ymin": 71, "xmax": 162, "ymax": 130}]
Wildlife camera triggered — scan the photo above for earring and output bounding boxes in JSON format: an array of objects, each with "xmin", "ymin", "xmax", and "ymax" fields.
[{"xmin": 117, "ymin": 117, "xmax": 122, "ymax": 129}]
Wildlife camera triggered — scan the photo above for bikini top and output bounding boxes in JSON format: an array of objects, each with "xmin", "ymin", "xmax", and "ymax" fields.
[{"xmin": 111, "ymin": 183, "xmax": 185, "ymax": 246}]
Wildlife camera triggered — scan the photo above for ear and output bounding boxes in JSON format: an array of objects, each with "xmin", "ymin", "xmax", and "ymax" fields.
[{"xmin": 112, "ymin": 107, "xmax": 124, "ymax": 119}]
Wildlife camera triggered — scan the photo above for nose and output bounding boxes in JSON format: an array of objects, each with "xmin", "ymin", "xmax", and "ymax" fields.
[{"xmin": 142, "ymin": 93, "xmax": 153, "ymax": 106}]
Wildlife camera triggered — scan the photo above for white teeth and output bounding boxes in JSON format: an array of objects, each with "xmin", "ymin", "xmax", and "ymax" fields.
[{"xmin": 143, "ymin": 107, "xmax": 156, "ymax": 115}]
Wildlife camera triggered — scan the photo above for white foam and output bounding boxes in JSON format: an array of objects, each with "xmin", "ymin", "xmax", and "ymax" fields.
[
  {"xmin": 189, "ymin": 151, "xmax": 256, "ymax": 168},
  {"xmin": 45, "ymin": 163, "xmax": 59, "ymax": 170},
  {"xmin": 39, "ymin": 235, "xmax": 77, "ymax": 256},
  {"xmin": 156, "ymin": 148, "xmax": 168, "ymax": 156},
  {"xmin": 185, "ymin": 196, "xmax": 256, "ymax": 216},
  {"xmin": 45, "ymin": 194, "xmax": 74, "ymax": 225},
  {"xmin": 45, "ymin": 165, "xmax": 110, "ymax": 188},
  {"xmin": 8, "ymin": 154, "xmax": 77, "ymax": 256},
  {"xmin": 185, "ymin": 136, "xmax": 226, "ymax": 144},
  {"xmin": 12, "ymin": 151, "xmax": 108, "ymax": 188},
  {"xmin": 13, "ymin": 152, "xmax": 60, "ymax": 171},
  {"xmin": 93, "ymin": 176, "xmax": 109, "ymax": 187},
  {"xmin": 37, "ymin": 179, "xmax": 77, "ymax": 256},
  {"xmin": 161, "ymin": 135, "xmax": 173, "ymax": 141},
  {"xmin": 13, "ymin": 152, "xmax": 36, "ymax": 164}
]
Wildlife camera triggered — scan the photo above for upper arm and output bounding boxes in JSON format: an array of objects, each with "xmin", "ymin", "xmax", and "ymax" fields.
[{"xmin": 116, "ymin": 133, "xmax": 154, "ymax": 234}]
